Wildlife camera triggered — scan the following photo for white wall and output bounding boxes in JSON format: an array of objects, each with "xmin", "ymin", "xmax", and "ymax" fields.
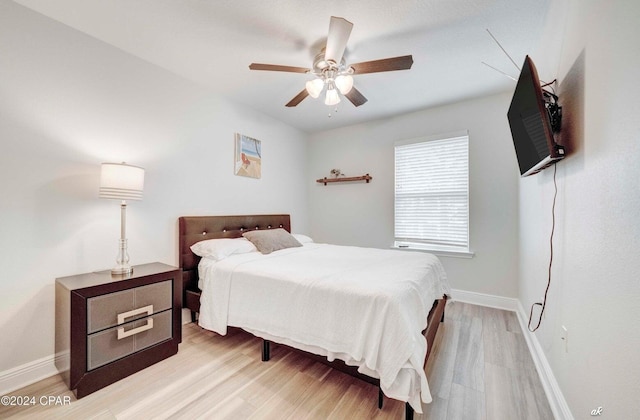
[
  {"xmin": 0, "ymin": 2, "xmax": 308, "ymax": 381},
  {"xmin": 308, "ymin": 93, "xmax": 520, "ymax": 297},
  {"xmin": 6, "ymin": 2, "xmax": 639, "ymax": 416},
  {"xmin": 519, "ymin": 0, "xmax": 640, "ymax": 418}
]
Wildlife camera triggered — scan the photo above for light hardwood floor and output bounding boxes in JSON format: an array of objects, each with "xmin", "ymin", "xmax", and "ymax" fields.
[{"xmin": 0, "ymin": 302, "xmax": 553, "ymax": 419}]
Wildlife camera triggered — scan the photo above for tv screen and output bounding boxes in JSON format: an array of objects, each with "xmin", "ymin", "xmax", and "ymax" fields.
[{"xmin": 507, "ymin": 56, "xmax": 564, "ymax": 176}]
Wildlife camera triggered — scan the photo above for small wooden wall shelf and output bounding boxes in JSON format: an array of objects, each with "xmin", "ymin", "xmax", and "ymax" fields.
[{"xmin": 316, "ymin": 174, "xmax": 372, "ymax": 186}]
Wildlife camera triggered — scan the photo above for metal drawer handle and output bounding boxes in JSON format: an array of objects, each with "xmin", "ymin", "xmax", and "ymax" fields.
[
  {"xmin": 116, "ymin": 305, "xmax": 154, "ymax": 340},
  {"xmin": 117, "ymin": 318, "xmax": 153, "ymax": 340},
  {"xmin": 117, "ymin": 305, "xmax": 154, "ymax": 324}
]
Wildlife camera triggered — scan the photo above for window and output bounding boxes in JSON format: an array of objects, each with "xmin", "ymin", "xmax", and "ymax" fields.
[{"xmin": 394, "ymin": 132, "xmax": 470, "ymax": 256}]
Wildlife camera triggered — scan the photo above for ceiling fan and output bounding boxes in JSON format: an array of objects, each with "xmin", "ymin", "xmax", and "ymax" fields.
[{"xmin": 249, "ymin": 16, "xmax": 413, "ymax": 108}]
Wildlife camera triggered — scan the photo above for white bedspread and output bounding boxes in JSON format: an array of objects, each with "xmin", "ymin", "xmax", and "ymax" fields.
[{"xmin": 198, "ymin": 243, "xmax": 450, "ymax": 412}]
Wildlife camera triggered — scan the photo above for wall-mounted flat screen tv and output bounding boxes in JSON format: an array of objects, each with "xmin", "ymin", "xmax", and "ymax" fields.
[{"xmin": 507, "ymin": 55, "xmax": 564, "ymax": 176}]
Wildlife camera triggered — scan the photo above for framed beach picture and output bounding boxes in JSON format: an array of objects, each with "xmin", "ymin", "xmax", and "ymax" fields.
[{"xmin": 234, "ymin": 133, "xmax": 262, "ymax": 179}]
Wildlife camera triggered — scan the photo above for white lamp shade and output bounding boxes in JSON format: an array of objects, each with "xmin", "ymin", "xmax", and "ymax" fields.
[
  {"xmin": 99, "ymin": 162, "xmax": 145, "ymax": 200},
  {"xmin": 305, "ymin": 78, "xmax": 324, "ymax": 98},
  {"xmin": 325, "ymin": 88, "xmax": 341, "ymax": 106},
  {"xmin": 335, "ymin": 75, "xmax": 354, "ymax": 94}
]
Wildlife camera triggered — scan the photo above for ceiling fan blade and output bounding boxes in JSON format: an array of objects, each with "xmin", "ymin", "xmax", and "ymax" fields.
[
  {"xmin": 249, "ymin": 63, "xmax": 310, "ymax": 73},
  {"xmin": 350, "ymin": 55, "xmax": 414, "ymax": 74},
  {"xmin": 345, "ymin": 87, "xmax": 368, "ymax": 107},
  {"xmin": 324, "ymin": 16, "xmax": 353, "ymax": 64},
  {"xmin": 285, "ymin": 89, "xmax": 310, "ymax": 107}
]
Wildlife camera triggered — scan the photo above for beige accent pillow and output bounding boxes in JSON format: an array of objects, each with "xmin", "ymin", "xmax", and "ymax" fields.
[{"xmin": 242, "ymin": 228, "xmax": 302, "ymax": 254}]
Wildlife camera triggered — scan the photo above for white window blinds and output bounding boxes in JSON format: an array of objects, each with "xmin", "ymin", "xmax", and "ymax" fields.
[{"xmin": 394, "ymin": 133, "xmax": 469, "ymax": 251}]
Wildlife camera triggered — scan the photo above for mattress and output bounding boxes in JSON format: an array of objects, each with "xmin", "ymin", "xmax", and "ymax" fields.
[{"xmin": 197, "ymin": 243, "xmax": 450, "ymax": 412}]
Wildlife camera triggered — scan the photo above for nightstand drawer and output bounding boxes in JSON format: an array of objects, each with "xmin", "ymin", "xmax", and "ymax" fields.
[
  {"xmin": 87, "ymin": 280, "xmax": 172, "ymax": 333},
  {"xmin": 87, "ymin": 309, "xmax": 172, "ymax": 371}
]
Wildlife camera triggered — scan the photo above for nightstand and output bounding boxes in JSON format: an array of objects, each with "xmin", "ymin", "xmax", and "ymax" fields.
[{"xmin": 55, "ymin": 262, "xmax": 182, "ymax": 398}]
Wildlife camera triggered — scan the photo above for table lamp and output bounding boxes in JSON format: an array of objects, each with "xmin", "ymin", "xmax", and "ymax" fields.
[{"xmin": 99, "ymin": 162, "xmax": 145, "ymax": 275}]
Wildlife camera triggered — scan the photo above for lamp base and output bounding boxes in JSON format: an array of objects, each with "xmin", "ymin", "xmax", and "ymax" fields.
[
  {"xmin": 111, "ymin": 265, "xmax": 133, "ymax": 276},
  {"xmin": 112, "ymin": 237, "xmax": 132, "ymax": 276}
]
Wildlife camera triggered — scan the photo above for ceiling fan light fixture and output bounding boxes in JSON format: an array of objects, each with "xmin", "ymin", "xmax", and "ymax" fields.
[
  {"xmin": 305, "ymin": 78, "xmax": 324, "ymax": 98},
  {"xmin": 335, "ymin": 74, "xmax": 354, "ymax": 94},
  {"xmin": 325, "ymin": 87, "xmax": 341, "ymax": 106},
  {"xmin": 249, "ymin": 17, "xmax": 411, "ymax": 109}
]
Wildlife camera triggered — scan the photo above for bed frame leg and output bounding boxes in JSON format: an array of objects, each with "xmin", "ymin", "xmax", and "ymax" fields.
[
  {"xmin": 191, "ymin": 311, "xmax": 197, "ymax": 323},
  {"xmin": 405, "ymin": 402, "xmax": 414, "ymax": 420},
  {"xmin": 378, "ymin": 386, "xmax": 384, "ymax": 409},
  {"xmin": 262, "ymin": 340, "xmax": 271, "ymax": 362}
]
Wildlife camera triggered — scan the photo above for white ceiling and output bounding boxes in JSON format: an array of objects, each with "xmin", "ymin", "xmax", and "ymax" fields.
[{"xmin": 14, "ymin": 0, "xmax": 552, "ymax": 133}]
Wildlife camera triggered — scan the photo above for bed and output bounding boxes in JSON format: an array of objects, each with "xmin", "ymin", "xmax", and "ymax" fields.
[{"xmin": 178, "ymin": 214, "xmax": 450, "ymax": 419}]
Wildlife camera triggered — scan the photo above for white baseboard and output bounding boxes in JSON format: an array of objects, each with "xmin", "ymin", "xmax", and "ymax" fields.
[
  {"xmin": 0, "ymin": 354, "xmax": 62, "ymax": 395},
  {"xmin": 514, "ymin": 301, "xmax": 574, "ymax": 420},
  {"xmin": 450, "ymin": 288, "xmax": 519, "ymax": 311}
]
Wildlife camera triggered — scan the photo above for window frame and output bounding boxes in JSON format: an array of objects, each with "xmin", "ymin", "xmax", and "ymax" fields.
[{"xmin": 393, "ymin": 130, "xmax": 473, "ymax": 258}]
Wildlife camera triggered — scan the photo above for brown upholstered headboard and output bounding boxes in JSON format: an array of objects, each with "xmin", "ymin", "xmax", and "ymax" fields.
[{"xmin": 178, "ymin": 214, "xmax": 291, "ymax": 316}]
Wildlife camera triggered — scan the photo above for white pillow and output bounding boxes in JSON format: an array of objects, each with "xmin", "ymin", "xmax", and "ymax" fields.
[
  {"xmin": 190, "ymin": 237, "xmax": 257, "ymax": 260},
  {"xmin": 292, "ymin": 233, "xmax": 314, "ymax": 244}
]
